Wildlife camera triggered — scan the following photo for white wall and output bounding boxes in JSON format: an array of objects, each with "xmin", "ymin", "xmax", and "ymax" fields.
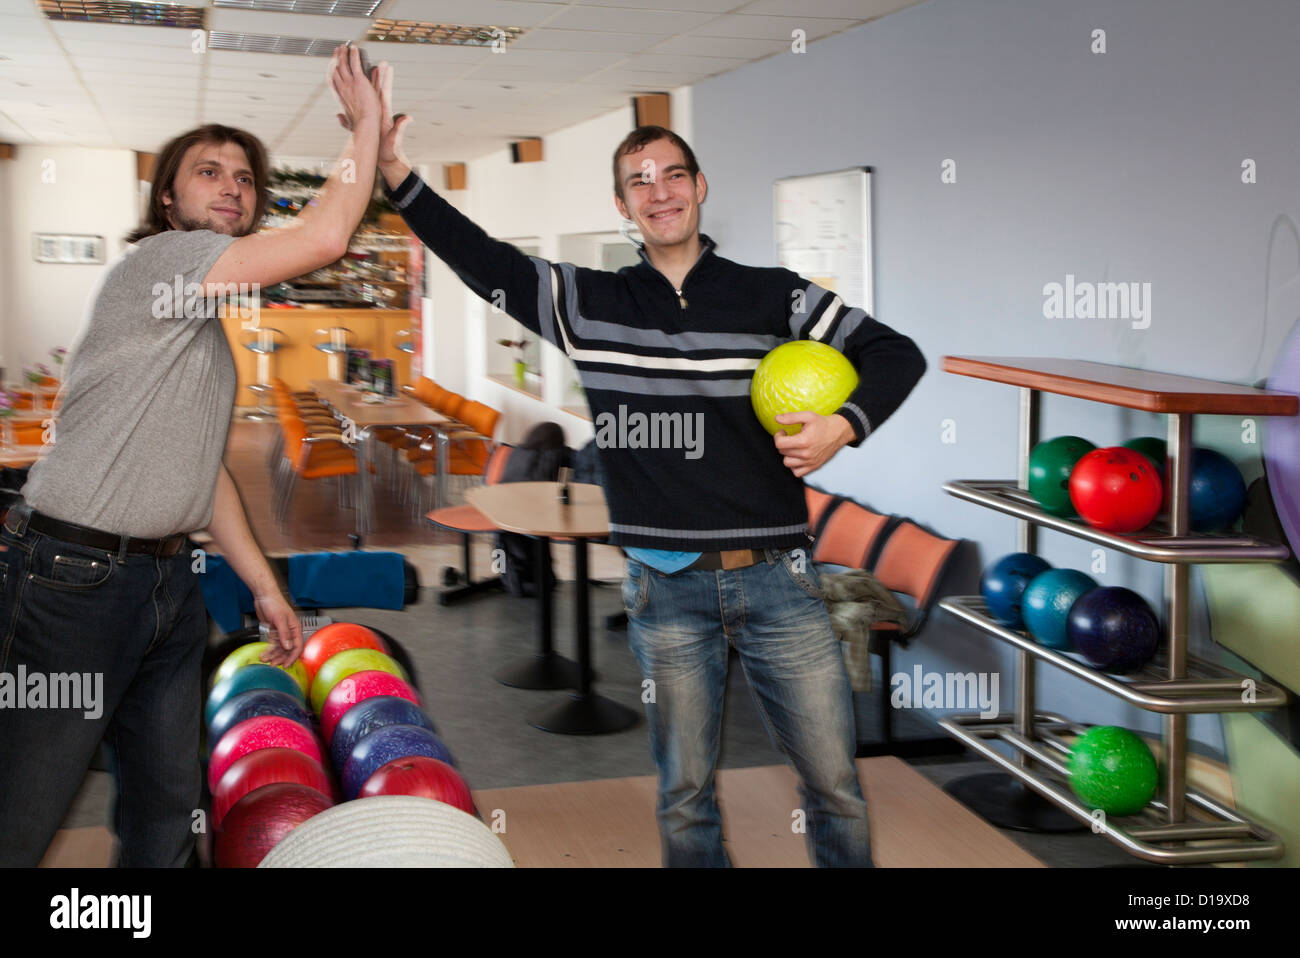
[
  {"xmin": 423, "ymin": 88, "xmax": 693, "ymax": 446},
  {"xmin": 1, "ymin": 145, "xmax": 137, "ymax": 380}
]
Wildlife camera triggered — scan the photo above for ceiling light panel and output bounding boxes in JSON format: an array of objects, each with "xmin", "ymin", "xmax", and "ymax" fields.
[{"xmin": 38, "ymin": 1, "xmax": 205, "ymax": 28}]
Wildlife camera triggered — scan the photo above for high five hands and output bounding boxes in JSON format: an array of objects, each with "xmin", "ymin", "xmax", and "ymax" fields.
[{"xmin": 331, "ymin": 45, "xmax": 412, "ymax": 188}]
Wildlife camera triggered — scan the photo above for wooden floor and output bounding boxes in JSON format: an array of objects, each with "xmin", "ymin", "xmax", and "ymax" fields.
[
  {"xmin": 41, "ymin": 758, "xmax": 1041, "ymax": 868},
  {"xmin": 478, "ymin": 758, "xmax": 1043, "ymax": 867}
]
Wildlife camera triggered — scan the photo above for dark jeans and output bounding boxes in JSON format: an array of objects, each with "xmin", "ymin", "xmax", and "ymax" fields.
[{"xmin": 0, "ymin": 501, "xmax": 207, "ymax": 867}]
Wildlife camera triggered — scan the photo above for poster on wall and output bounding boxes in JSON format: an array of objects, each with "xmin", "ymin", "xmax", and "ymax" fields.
[{"xmin": 773, "ymin": 167, "xmax": 873, "ymax": 315}]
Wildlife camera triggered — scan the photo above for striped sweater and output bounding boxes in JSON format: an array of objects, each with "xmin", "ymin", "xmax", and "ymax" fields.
[{"xmin": 385, "ymin": 171, "xmax": 926, "ymax": 552}]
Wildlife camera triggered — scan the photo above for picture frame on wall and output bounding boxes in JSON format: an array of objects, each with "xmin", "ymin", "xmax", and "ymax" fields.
[
  {"xmin": 32, "ymin": 233, "xmax": 105, "ymax": 265},
  {"xmin": 774, "ymin": 167, "xmax": 873, "ymax": 315}
]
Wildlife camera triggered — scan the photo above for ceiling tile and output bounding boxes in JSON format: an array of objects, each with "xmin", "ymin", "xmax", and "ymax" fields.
[
  {"xmin": 544, "ymin": 6, "xmax": 721, "ymax": 34},
  {"xmin": 691, "ymin": 14, "xmax": 860, "ymax": 41}
]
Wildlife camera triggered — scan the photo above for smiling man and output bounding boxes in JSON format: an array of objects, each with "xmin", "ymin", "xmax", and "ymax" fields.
[
  {"xmin": 0, "ymin": 46, "xmax": 383, "ymax": 867},
  {"xmin": 373, "ymin": 67, "xmax": 924, "ymax": 865}
]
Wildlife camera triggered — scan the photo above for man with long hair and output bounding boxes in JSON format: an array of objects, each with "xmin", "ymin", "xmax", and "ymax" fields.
[
  {"xmin": 0, "ymin": 46, "xmax": 384, "ymax": 867},
  {"xmin": 370, "ymin": 69, "xmax": 925, "ymax": 866}
]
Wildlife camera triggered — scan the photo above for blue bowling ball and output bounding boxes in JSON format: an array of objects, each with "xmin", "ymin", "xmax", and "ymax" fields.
[
  {"xmin": 341, "ymin": 724, "xmax": 455, "ymax": 800},
  {"xmin": 980, "ymin": 553, "xmax": 1052, "ymax": 630},
  {"xmin": 1022, "ymin": 568, "xmax": 1098, "ymax": 651},
  {"xmin": 329, "ymin": 696, "xmax": 438, "ymax": 772},
  {"xmin": 1189, "ymin": 449, "xmax": 1246, "ymax": 532},
  {"xmin": 205, "ymin": 664, "xmax": 305, "ymax": 728},
  {"xmin": 208, "ymin": 689, "xmax": 315, "ymax": 747},
  {"xmin": 1067, "ymin": 586, "xmax": 1160, "ymax": 673}
]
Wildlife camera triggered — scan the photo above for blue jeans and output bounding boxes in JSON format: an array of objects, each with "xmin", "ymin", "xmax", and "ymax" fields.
[
  {"xmin": 0, "ymin": 502, "xmax": 207, "ymax": 867},
  {"xmin": 623, "ymin": 549, "xmax": 873, "ymax": 867}
]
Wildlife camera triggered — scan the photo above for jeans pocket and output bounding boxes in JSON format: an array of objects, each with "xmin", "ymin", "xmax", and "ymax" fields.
[
  {"xmin": 622, "ymin": 559, "xmax": 651, "ymax": 617},
  {"xmin": 28, "ymin": 544, "xmax": 116, "ymax": 592},
  {"xmin": 778, "ymin": 549, "xmax": 825, "ymax": 600}
]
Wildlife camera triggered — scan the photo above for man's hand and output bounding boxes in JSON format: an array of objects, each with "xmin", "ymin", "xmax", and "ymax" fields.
[
  {"xmin": 372, "ymin": 60, "xmax": 413, "ymax": 189},
  {"xmin": 330, "ymin": 44, "xmax": 382, "ymax": 134},
  {"xmin": 253, "ymin": 591, "xmax": 304, "ymax": 667},
  {"xmin": 773, "ymin": 412, "xmax": 856, "ymax": 478}
]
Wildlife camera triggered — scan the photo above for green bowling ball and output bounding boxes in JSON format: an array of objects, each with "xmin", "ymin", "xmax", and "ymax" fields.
[
  {"xmin": 1123, "ymin": 437, "xmax": 1167, "ymax": 474},
  {"xmin": 1028, "ymin": 436, "xmax": 1096, "ymax": 517},
  {"xmin": 1068, "ymin": 725, "xmax": 1158, "ymax": 816}
]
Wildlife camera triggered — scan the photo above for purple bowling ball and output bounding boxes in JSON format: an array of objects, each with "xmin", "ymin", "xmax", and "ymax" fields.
[
  {"xmin": 1067, "ymin": 587, "xmax": 1160, "ymax": 673},
  {"xmin": 329, "ymin": 696, "xmax": 437, "ymax": 772},
  {"xmin": 341, "ymin": 724, "xmax": 455, "ymax": 800},
  {"xmin": 208, "ymin": 689, "xmax": 314, "ymax": 749}
]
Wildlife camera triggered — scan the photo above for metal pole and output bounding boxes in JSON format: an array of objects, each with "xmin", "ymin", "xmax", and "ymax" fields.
[
  {"xmin": 1016, "ymin": 387, "xmax": 1040, "ymax": 765},
  {"xmin": 1164, "ymin": 413, "xmax": 1191, "ymax": 822}
]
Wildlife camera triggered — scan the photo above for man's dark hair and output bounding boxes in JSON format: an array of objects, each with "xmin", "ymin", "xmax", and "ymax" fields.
[
  {"xmin": 612, "ymin": 125, "xmax": 701, "ymax": 202},
  {"xmin": 127, "ymin": 124, "xmax": 269, "ymax": 243}
]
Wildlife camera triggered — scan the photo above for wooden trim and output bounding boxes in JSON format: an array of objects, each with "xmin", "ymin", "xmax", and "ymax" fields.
[
  {"xmin": 510, "ymin": 138, "xmax": 543, "ymax": 163},
  {"xmin": 0, "ymin": 144, "xmax": 14, "ymax": 161},
  {"xmin": 943, "ymin": 356, "xmax": 1300, "ymax": 416},
  {"xmin": 632, "ymin": 93, "xmax": 670, "ymax": 129},
  {"xmin": 443, "ymin": 163, "xmax": 466, "ymax": 190},
  {"xmin": 135, "ymin": 151, "xmax": 156, "ymax": 182}
]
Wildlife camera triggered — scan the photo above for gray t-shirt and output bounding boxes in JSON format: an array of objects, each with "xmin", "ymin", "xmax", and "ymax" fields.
[{"xmin": 23, "ymin": 228, "xmax": 238, "ymax": 537}]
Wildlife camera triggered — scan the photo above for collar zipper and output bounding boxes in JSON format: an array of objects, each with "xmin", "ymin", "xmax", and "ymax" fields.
[{"xmin": 647, "ymin": 237, "xmax": 713, "ymax": 310}]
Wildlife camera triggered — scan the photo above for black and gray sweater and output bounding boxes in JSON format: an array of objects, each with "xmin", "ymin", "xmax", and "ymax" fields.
[{"xmin": 385, "ymin": 171, "xmax": 926, "ymax": 552}]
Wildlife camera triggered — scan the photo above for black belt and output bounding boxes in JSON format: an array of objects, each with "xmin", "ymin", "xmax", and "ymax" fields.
[
  {"xmin": 6, "ymin": 502, "xmax": 188, "ymax": 557},
  {"xmin": 687, "ymin": 549, "xmax": 768, "ymax": 571}
]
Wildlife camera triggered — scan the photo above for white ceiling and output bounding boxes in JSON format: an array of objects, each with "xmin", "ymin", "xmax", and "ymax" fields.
[{"xmin": 0, "ymin": 0, "xmax": 920, "ymax": 163}]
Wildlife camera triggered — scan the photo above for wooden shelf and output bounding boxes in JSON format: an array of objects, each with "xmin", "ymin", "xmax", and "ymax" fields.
[{"xmin": 943, "ymin": 356, "xmax": 1299, "ymax": 416}]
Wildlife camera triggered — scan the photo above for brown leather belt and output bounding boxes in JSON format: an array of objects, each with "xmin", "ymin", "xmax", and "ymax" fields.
[
  {"xmin": 4, "ymin": 501, "xmax": 189, "ymax": 557},
  {"xmin": 688, "ymin": 549, "xmax": 767, "ymax": 571}
]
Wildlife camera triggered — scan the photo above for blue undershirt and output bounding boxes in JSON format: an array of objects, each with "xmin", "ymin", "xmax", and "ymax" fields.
[{"xmin": 624, "ymin": 547, "xmax": 702, "ymax": 574}]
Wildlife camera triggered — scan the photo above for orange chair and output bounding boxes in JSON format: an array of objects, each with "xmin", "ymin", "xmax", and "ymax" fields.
[
  {"xmin": 851, "ymin": 518, "xmax": 961, "ymax": 758},
  {"xmin": 424, "ymin": 444, "xmax": 513, "ymax": 604},
  {"xmin": 272, "ymin": 407, "xmax": 363, "ymax": 525},
  {"xmin": 408, "ymin": 400, "xmax": 500, "ymax": 513},
  {"xmin": 809, "ymin": 497, "xmax": 895, "ymax": 571}
]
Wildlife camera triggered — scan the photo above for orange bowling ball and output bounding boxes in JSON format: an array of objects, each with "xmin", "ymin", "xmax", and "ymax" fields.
[{"xmin": 300, "ymin": 623, "xmax": 388, "ymax": 684}]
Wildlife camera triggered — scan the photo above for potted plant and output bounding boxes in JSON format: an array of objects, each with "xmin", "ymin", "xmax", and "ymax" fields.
[
  {"xmin": 0, "ymin": 390, "xmax": 14, "ymax": 448},
  {"xmin": 497, "ymin": 338, "xmax": 530, "ymax": 386},
  {"xmin": 24, "ymin": 363, "xmax": 52, "ymax": 413}
]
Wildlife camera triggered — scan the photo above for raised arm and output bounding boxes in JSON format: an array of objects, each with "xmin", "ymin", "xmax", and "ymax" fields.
[
  {"xmin": 369, "ymin": 64, "xmax": 555, "ymax": 345},
  {"xmin": 202, "ymin": 45, "xmax": 382, "ymax": 292}
]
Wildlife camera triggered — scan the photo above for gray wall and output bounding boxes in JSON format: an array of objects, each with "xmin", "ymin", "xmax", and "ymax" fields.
[{"xmin": 692, "ymin": 0, "xmax": 1300, "ymax": 751}]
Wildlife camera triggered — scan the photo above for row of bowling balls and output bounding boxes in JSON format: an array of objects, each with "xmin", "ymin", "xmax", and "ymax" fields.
[
  {"xmin": 203, "ymin": 622, "xmax": 474, "ymax": 868},
  {"xmin": 1029, "ymin": 436, "xmax": 1246, "ymax": 533},
  {"xmin": 981, "ymin": 553, "xmax": 1160, "ymax": 673}
]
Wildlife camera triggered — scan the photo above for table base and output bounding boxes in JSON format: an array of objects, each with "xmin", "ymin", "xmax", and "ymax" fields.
[
  {"xmin": 494, "ymin": 652, "xmax": 582, "ymax": 690},
  {"xmin": 530, "ymin": 693, "xmax": 639, "ymax": 735}
]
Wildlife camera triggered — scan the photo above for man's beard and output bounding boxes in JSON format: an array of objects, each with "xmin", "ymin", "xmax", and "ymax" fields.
[{"xmin": 170, "ymin": 207, "xmax": 254, "ymax": 237}]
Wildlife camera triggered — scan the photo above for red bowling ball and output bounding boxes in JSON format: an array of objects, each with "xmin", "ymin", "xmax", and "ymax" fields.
[
  {"xmin": 320, "ymin": 670, "xmax": 422, "ymax": 745},
  {"xmin": 358, "ymin": 756, "xmax": 476, "ymax": 815},
  {"xmin": 214, "ymin": 783, "xmax": 334, "ymax": 868},
  {"xmin": 1069, "ymin": 447, "xmax": 1163, "ymax": 533},
  {"xmin": 212, "ymin": 747, "xmax": 335, "ymax": 829},
  {"xmin": 207, "ymin": 715, "xmax": 325, "ymax": 793}
]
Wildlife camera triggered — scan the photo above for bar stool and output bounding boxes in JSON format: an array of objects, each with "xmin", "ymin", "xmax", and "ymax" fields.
[
  {"xmin": 240, "ymin": 327, "xmax": 284, "ymax": 422},
  {"xmin": 314, "ymin": 326, "xmax": 353, "ymax": 381}
]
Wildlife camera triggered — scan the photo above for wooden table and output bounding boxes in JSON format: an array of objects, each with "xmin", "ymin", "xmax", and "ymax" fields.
[
  {"xmin": 310, "ymin": 379, "xmax": 453, "ymax": 535},
  {"xmin": 467, "ymin": 481, "xmax": 639, "ymax": 736},
  {"xmin": 0, "ymin": 444, "xmax": 50, "ymax": 468}
]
